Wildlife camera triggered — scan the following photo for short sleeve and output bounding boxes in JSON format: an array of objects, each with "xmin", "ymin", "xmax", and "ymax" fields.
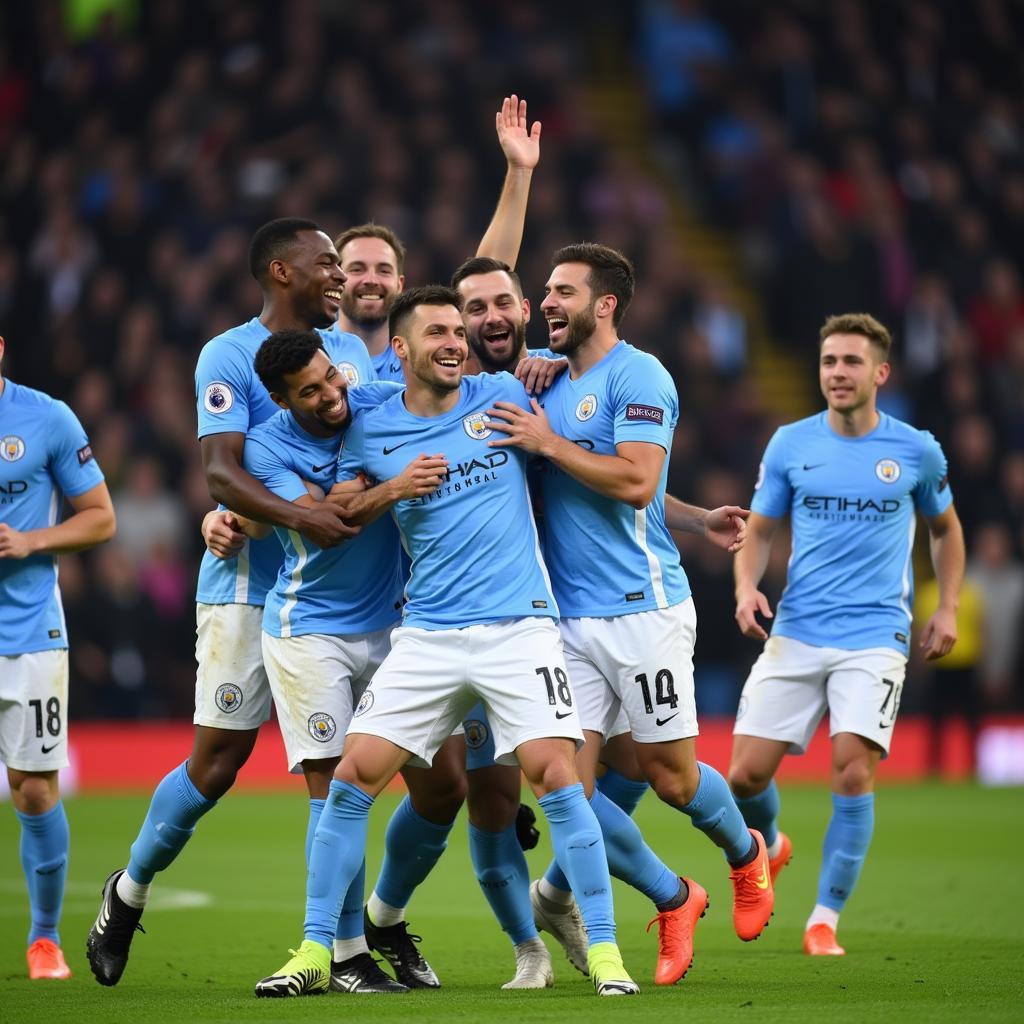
[
  {"xmin": 337, "ymin": 410, "xmax": 368, "ymax": 483},
  {"xmin": 492, "ymin": 372, "xmax": 533, "ymax": 413},
  {"xmin": 349, "ymin": 381, "xmax": 404, "ymax": 415},
  {"xmin": 48, "ymin": 401, "xmax": 105, "ymax": 498},
  {"xmin": 242, "ymin": 434, "xmax": 308, "ymax": 503},
  {"xmin": 749, "ymin": 429, "xmax": 792, "ymax": 518},
  {"xmin": 196, "ymin": 341, "xmax": 253, "ymax": 438},
  {"xmin": 322, "ymin": 326, "xmax": 378, "ymax": 385},
  {"xmin": 912, "ymin": 432, "xmax": 953, "ymax": 517},
  {"xmin": 611, "ymin": 358, "xmax": 677, "ymax": 449}
]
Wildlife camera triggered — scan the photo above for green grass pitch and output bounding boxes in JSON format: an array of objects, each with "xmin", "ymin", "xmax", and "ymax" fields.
[{"xmin": 2, "ymin": 782, "xmax": 1022, "ymax": 1023}]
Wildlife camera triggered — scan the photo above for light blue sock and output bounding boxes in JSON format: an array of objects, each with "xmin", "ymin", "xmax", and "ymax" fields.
[
  {"xmin": 589, "ymin": 789, "xmax": 680, "ymax": 904},
  {"xmin": 305, "ymin": 798, "xmax": 326, "ymax": 866},
  {"xmin": 680, "ymin": 761, "xmax": 753, "ymax": 865},
  {"xmin": 597, "ymin": 768, "xmax": 649, "ymax": 816},
  {"xmin": 734, "ymin": 780, "xmax": 780, "ymax": 848},
  {"xmin": 817, "ymin": 793, "xmax": 874, "ymax": 911},
  {"xmin": 538, "ymin": 783, "xmax": 615, "ymax": 946},
  {"xmin": 306, "ymin": 798, "xmax": 362, "ymax": 942},
  {"xmin": 127, "ymin": 761, "xmax": 216, "ymax": 884},
  {"xmin": 374, "ymin": 795, "xmax": 454, "ymax": 909},
  {"xmin": 543, "ymin": 769, "xmax": 650, "ymax": 893},
  {"xmin": 337, "ymin": 859, "xmax": 367, "ymax": 942},
  {"xmin": 17, "ymin": 802, "xmax": 69, "ymax": 945},
  {"xmin": 469, "ymin": 823, "xmax": 536, "ymax": 945},
  {"xmin": 304, "ymin": 780, "xmax": 374, "ymax": 949}
]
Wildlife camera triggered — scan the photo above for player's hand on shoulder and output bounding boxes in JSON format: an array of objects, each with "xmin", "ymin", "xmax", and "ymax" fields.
[
  {"xmin": 298, "ymin": 501, "xmax": 361, "ymax": 548},
  {"xmin": 496, "ymin": 94, "xmax": 541, "ymax": 170},
  {"xmin": 920, "ymin": 607, "xmax": 957, "ymax": 661},
  {"xmin": 486, "ymin": 398, "xmax": 556, "ymax": 456},
  {"xmin": 201, "ymin": 509, "xmax": 247, "ymax": 559},
  {"xmin": 704, "ymin": 505, "xmax": 750, "ymax": 553},
  {"xmin": 0, "ymin": 523, "xmax": 34, "ymax": 559},
  {"xmin": 735, "ymin": 586, "xmax": 773, "ymax": 641},
  {"xmin": 515, "ymin": 355, "xmax": 567, "ymax": 395},
  {"xmin": 393, "ymin": 454, "xmax": 449, "ymax": 499}
]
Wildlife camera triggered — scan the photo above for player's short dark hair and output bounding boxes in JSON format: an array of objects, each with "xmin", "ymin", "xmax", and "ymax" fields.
[
  {"xmin": 389, "ymin": 285, "xmax": 463, "ymax": 340},
  {"xmin": 334, "ymin": 223, "xmax": 407, "ymax": 275},
  {"xmin": 552, "ymin": 242, "xmax": 635, "ymax": 326},
  {"xmin": 254, "ymin": 329, "xmax": 325, "ymax": 394},
  {"xmin": 451, "ymin": 256, "xmax": 523, "ymax": 298},
  {"xmin": 248, "ymin": 218, "xmax": 323, "ymax": 287},
  {"xmin": 819, "ymin": 312, "xmax": 893, "ymax": 359}
]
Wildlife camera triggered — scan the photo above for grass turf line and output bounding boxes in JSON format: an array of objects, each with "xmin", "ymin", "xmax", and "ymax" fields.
[{"xmin": 1, "ymin": 782, "xmax": 1022, "ymax": 1023}]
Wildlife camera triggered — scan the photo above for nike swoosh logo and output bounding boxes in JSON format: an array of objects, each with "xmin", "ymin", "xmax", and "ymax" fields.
[
  {"xmin": 554, "ymin": 710, "xmax": 573, "ymax": 720},
  {"xmin": 754, "ymin": 868, "xmax": 770, "ymax": 890},
  {"xmin": 311, "ymin": 460, "xmax": 336, "ymax": 473},
  {"xmin": 656, "ymin": 713, "xmax": 679, "ymax": 726},
  {"xmin": 383, "ymin": 441, "xmax": 412, "ymax": 455},
  {"xmin": 41, "ymin": 742, "xmax": 59, "ymax": 754},
  {"xmin": 802, "ymin": 463, "xmax": 824, "ymax": 471}
]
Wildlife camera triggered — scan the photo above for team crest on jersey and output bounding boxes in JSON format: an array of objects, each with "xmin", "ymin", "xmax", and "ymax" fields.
[
  {"xmin": 463, "ymin": 718, "xmax": 490, "ymax": 750},
  {"xmin": 1, "ymin": 435, "xmax": 25, "ymax": 462},
  {"xmin": 575, "ymin": 394, "xmax": 598, "ymax": 421},
  {"xmin": 875, "ymin": 458, "xmax": 901, "ymax": 483},
  {"xmin": 463, "ymin": 411, "xmax": 493, "ymax": 440},
  {"xmin": 354, "ymin": 689, "xmax": 374, "ymax": 717},
  {"xmin": 203, "ymin": 382, "xmax": 234, "ymax": 414},
  {"xmin": 336, "ymin": 361, "xmax": 360, "ymax": 385},
  {"xmin": 215, "ymin": 683, "xmax": 243, "ymax": 713},
  {"xmin": 308, "ymin": 712, "xmax": 337, "ymax": 742}
]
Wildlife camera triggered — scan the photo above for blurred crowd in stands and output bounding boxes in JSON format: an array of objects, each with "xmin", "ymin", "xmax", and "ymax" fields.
[{"xmin": 0, "ymin": 0, "xmax": 1020, "ymax": 735}]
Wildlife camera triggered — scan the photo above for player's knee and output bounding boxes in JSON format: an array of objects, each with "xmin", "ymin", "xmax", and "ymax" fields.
[
  {"xmin": 467, "ymin": 786, "xmax": 517, "ymax": 831},
  {"xmin": 728, "ymin": 764, "xmax": 771, "ymax": 799},
  {"xmin": 833, "ymin": 759, "xmax": 874, "ymax": 796},
  {"xmin": 411, "ymin": 774, "xmax": 467, "ymax": 824},
  {"xmin": 647, "ymin": 761, "xmax": 700, "ymax": 807},
  {"xmin": 11, "ymin": 774, "xmax": 58, "ymax": 815}
]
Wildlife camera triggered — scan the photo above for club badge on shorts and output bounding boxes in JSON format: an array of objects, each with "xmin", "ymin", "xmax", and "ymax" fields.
[
  {"xmin": 215, "ymin": 683, "xmax": 243, "ymax": 713},
  {"xmin": 308, "ymin": 713, "xmax": 337, "ymax": 741}
]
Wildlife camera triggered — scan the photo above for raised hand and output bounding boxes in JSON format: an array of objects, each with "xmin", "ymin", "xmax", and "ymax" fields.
[{"xmin": 496, "ymin": 94, "xmax": 541, "ymax": 171}]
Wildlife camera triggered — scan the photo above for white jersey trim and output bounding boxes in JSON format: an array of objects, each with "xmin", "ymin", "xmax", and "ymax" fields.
[
  {"xmin": 278, "ymin": 530, "xmax": 309, "ymax": 638},
  {"xmin": 898, "ymin": 514, "xmax": 916, "ymax": 622},
  {"xmin": 634, "ymin": 507, "xmax": 668, "ymax": 609},
  {"xmin": 233, "ymin": 537, "xmax": 251, "ymax": 604}
]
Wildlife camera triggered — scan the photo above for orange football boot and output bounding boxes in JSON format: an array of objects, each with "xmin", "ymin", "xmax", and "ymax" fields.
[
  {"xmin": 728, "ymin": 829, "xmax": 774, "ymax": 941},
  {"xmin": 27, "ymin": 938, "xmax": 72, "ymax": 979},
  {"xmin": 769, "ymin": 832, "xmax": 793, "ymax": 884},
  {"xmin": 646, "ymin": 878, "xmax": 708, "ymax": 985},
  {"xmin": 803, "ymin": 923, "xmax": 845, "ymax": 955}
]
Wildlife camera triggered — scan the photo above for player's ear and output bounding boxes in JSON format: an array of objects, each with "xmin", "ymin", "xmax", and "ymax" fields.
[
  {"xmin": 595, "ymin": 294, "xmax": 616, "ymax": 321},
  {"xmin": 521, "ymin": 297, "xmax": 531, "ymax": 324},
  {"xmin": 268, "ymin": 258, "xmax": 289, "ymax": 286},
  {"xmin": 269, "ymin": 390, "xmax": 288, "ymax": 411},
  {"xmin": 392, "ymin": 334, "xmax": 407, "ymax": 359},
  {"xmin": 875, "ymin": 360, "xmax": 891, "ymax": 387}
]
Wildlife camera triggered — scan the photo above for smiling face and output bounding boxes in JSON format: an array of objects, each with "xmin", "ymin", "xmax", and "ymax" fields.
[
  {"xmin": 457, "ymin": 269, "xmax": 530, "ymax": 372},
  {"xmin": 338, "ymin": 236, "xmax": 404, "ymax": 329},
  {"xmin": 394, "ymin": 303, "xmax": 468, "ymax": 395},
  {"xmin": 274, "ymin": 348, "xmax": 351, "ymax": 436},
  {"xmin": 540, "ymin": 261, "xmax": 598, "ymax": 356},
  {"xmin": 819, "ymin": 332, "xmax": 890, "ymax": 415},
  {"xmin": 282, "ymin": 230, "xmax": 347, "ymax": 329}
]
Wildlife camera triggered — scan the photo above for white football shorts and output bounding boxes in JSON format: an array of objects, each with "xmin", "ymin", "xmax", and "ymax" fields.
[
  {"xmin": 558, "ymin": 598, "xmax": 699, "ymax": 744},
  {"xmin": 262, "ymin": 626, "xmax": 394, "ymax": 773},
  {"xmin": 0, "ymin": 649, "xmax": 70, "ymax": 772},
  {"xmin": 348, "ymin": 617, "xmax": 583, "ymax": 768},
  {"xmin": 733, "ymin": 635, "xmax": 908, "ymax": 756},
  {"xmin": 193, "ymin": 603, "xmax": 272, "ymax": 730}
]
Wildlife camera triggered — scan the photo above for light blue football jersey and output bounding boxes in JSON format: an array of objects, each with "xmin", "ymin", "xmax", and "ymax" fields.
[
  {"xmin": 372, "ymin": 347, "xmax": 406, "ymax": 384},
  {"xmin": 751, "ymin": 411, "xmax": 953, "ymax": 652},
  {"xmin": 194, "ymin": 319, "xmax": 375, "ymax": 606},
  {"xmin": 536, "ymin": 340, "xmax": 690, "ymax": 618},
  {"xmin": 243, "ymin": 383, "xmax": 404, "ymax": 638},
  {"xmin": 0, "ymin": 381, "xmax": 105, "ymax": 654},
  {"xmin": 337, "ymin": 372, "xmax": 557, "ymax": 630}
]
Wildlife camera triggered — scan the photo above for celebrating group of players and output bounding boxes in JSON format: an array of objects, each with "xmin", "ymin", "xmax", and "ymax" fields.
[{"xmin": 1, "ymin": 97, "xmax": 963, "ymax": 995}]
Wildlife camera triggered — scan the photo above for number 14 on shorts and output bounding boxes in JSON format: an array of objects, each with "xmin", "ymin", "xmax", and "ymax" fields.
[{"xmin": 636, "ymin": 670, "xmax": 679, "ymax": 725}]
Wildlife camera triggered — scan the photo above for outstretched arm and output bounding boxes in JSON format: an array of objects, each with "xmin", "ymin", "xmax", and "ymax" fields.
[
  {"xmin": 664, "ymin": 494, "xmax": 749, "ymax": 552},
  {"xmin": 919, "ymin": 504, "xmax": 965, "ymax": 660},
  {"xmin": 475, "ymin": 95, "xmax": 541, "ymax": 268}
]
